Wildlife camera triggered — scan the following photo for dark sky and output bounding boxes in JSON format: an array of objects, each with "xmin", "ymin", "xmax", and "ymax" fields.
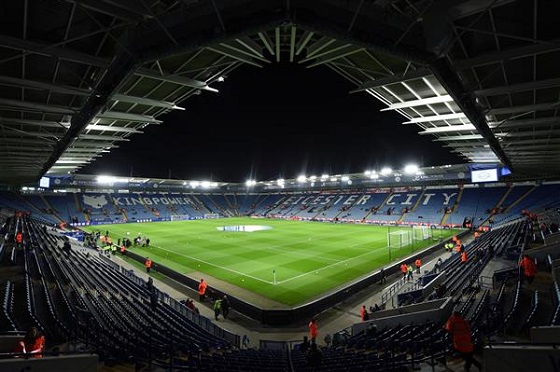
[{"xmin": 78, "ymin": 63, "xmax": 463, "ymax": 183}]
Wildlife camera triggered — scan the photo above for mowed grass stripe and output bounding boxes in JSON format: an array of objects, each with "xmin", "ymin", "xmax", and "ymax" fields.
[{"xmin": 85, "ymin": 218, "xmax": 459, "ymax": 305}]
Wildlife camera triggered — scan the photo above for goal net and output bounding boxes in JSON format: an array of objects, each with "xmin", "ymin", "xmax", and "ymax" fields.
[
  {"xmin": 412, "ymin": 225, "xmax": 432, "ymax": 242},
  {"xmin": 170, "ymin": 214, "xmax": 190, "ymax": 221},
  {"xmin": 387, "ymin": 229, "xmax": 411, "ymax": 248},
  {"xmin": 204, "ymin": 213, "xmax": 220, "ymax": 219}
]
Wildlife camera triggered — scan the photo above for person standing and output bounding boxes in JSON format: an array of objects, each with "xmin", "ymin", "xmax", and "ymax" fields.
[
  {"xmin": 400, "ymin": 263, "xmax": 408, "ymax": 280},
  {"xmin": 360, "ymin": 305, "xmax": 369, "ymax": 321},
  {"xmin": 306, "ymin": 341, "xmax": 323, "ymax": 371},
  {"xmin": 406, "ymin": 264, "xmax": 414, "ymax": 282},
  {"xmin": 15, "ymin": 231, "xmax": 23, "ymax": 249},
  {"xmin": 444, "ymin": 311, "xmax": 482, "ymax": 372},
  {"xmin": 221, "ymin": 295, "xmax": 231, "ymax": 319},
  {"xmin": 145, "ymin": 257, "xmax": 152, "ymax": 273},
  {"xmin": 461, "ymin": 251, "xmax": 468, "ymax": 264},
  {"xmin": 379, "ymin": 267, "xmax": 387, "ymax": 284},
  {"xmin": 198, "ymin": 278, "xmax": 208, "ymax": 302},
  {"xmin": 415, "ymin": 258, "xmax": 422, "ymax": 274},
  {"xmin": 213, "ymin": 298, "xmax": 222, "ymax": 320},
  {"xmin": 520, "ymin": 254, "xmax": 538, "ymax": 285},
  {"xmin": 308, "ymin": 318, "xmax": 318, "ymax": 342}
]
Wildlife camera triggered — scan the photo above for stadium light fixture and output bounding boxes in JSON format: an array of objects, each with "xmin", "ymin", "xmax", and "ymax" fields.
[
  {"xmin": 381, "ymin": 167, "xmax": 392, "ymax": 175},
  {"xmin": 245, "ymin": 180, "xmax": 257, "ymax": 187},
  {"xmin": 321, "ymin": 174, "xmax": 329, "ymax": 180},
  {"xmin": 277, "ymin": 178, "xmax": 285, "ymax": 185},
  {"xmin": 404, "ymin": 164, "xmax": 419, "ymax": 174},
  {"xmin": 97, "ymin": 175, "xmax": 127, "ymax": 184},
  {"xmin": 370, "ymin": 173, "xmax": 379, "ymax": 179},
  {"xmin": 190, "ymin": 181, "xmax": 200, "ymax": 188},
  {"xmin": 297, "ymin": 175, "xmax": 306, "ymax": 183},
  {"xmin": 341, "ymin": 175, "xmax": 349, "ymax": 182}
]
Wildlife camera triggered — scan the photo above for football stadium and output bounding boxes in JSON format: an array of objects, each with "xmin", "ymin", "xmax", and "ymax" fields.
[{"xmin": 1, "ymin": 1, "xmax": 560, "ymax": 372}]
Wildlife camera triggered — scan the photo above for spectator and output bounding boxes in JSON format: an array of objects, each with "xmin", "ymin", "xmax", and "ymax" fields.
[
  {"xmin": 415, "ymin": 258, "xmax": 422, "ymax": 274},
  {"xmin": 242, "ymin": 334, "xmax": 250, "ymax": 349},
  {"xmin": 146, "ymin": 277, "xmax": 154, "ymax": 293},
  {"xmin": 15, "ymin": 327, "xmax": 45, "ymax": 358},
  {"xmin": 323, "ymin": 333, "xmax": 332, "ymax": 347},
  {"xmin": 62, "ymin": 240, "xmax": 72, "ymax": 258},
  {"xmin": 198, "ymin": 279, "xmax": 208, "ymax": 302},
  {"xmin": 406, "ymin": 264, "xmax": 414, "ymax": 282},
  {"xmin": 400, "ymin": 263, "xmax": 408, "ymax": 280},
  {"xmin": 213, "ymin": 298, "xmax": 222, "ymax": 320},
  {"xmin": 444, "ymin": 311, "xmax": 482, "ymax": 372},
  {"xmin": 308, "ymin": 318, "xmax": 318, "ymax": 342},
  {"xmin": 145, "ymin": 257, "xmax": 152, "ymax": 273},
  {"xmin": 306, "ymin": 341, "xmax": 323, "ymax": 371},
  {"xmin": 435, "ymin": 257, "xmax": 443, "ymax": 273},
  {"xmin": 299, "ymin": 335, "xmax": 310, "ymax": 353},
  {"xmin": 360, "ymin": 305, "xmax": 369, "ymax": 321},
  {"xmin": 379, "ymin": 267, "xmax": 387, "ymax": 284},
  {"xmin": 520, "ymin": 254, "xmax": 538, "ymax": 285},
  {"xmin": 150, "ymin": 289, "xmax": 158, "ymax": 312},
  {"xmin": 221, "ymin": 295, "xmax": 231, "ymax": 319}
]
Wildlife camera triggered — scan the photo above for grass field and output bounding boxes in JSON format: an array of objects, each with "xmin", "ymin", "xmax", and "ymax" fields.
[{"xmin": 84, "ymin": 218, "xmax": 460, "ymax": 306}]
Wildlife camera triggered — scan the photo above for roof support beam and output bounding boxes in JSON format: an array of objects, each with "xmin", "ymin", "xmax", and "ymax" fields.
[
  {"xmin": 419, "ymin": 124, "xmax": 476, "ymax": 134},
  {"xmin": 0, "ymin": 34, "xmax": 110, "ymax": 68},
  {"xmin": 135, "ymin": 68, "xmax": 218, "ymax": 92},
  {"xmin": 455, "ymin": 41, "xmax": 560, "ymax": 70},
  {"xmin": 96, "ymin": 111, "xmax": 162, "ymax": 123},
  {"xmin": 486, "ymin": 102, "xmax": 560, "ymax": 116},
  {"xmin": 430, "ymin": 57, "xmax": 512, "ymax": 169},
  {"xmin": 60, "ymin": 0, "xmax": 143, "ymax": 23},
  {"xmin": 0, "ymin": 75, "xmax": 91, "ymax": 96},
  {"xmin": 305, "ymin": 46, "xmax": 364, "ymax": 68},
  {"xmin": 381, "ymin": 95, "xmax": 453, "ymax": 111},
  {"xmin": 0, "ymin": 98, "xmax": 75, "ymax": 114},
  {"xmin": 350, "ymin": 69, "xmax": 431, "ymax": 93},
  {"xmin": 475, "ymin": 77, "xmax": 560, "ymax": 97},
  {"xmin": 403, "ymin": 113, "xmax": 467, "ymax": 124},
  {"xmin": 111, "ymin": 93, "xmax": 184, "ymax": 110}
]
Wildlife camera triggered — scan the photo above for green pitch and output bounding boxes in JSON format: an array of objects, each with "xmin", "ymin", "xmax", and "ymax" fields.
[{"xmin": 84, "ymin": 218, "xmax": 460, "ymax": 306}]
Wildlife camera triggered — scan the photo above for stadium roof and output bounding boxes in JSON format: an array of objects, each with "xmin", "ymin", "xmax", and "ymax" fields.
[{"xmin": 1, "ymin": 0, "xmax": 560, "ymax": 186}]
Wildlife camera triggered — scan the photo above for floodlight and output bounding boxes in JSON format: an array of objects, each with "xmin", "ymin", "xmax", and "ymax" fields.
[
  {"xmin": 297, "ymin": 175, "xmax": 306, "ymax": 183},
  {"xmin": 404, "ymin": 164, "xmax": 419, "ymax": 174},
  {"xmin": 381, "ymin": 167, "xmax": 392, "ymax": 175}
]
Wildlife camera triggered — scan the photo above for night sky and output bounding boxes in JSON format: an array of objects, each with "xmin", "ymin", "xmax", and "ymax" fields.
[{"xmin": 78, "ymin": 63, "xmax": 464, "ymax": 183}]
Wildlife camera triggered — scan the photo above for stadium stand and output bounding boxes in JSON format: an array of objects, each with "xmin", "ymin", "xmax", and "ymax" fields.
[{"xmin": 1, "ymin": 182, "xmax": 559, "ymax": 371}]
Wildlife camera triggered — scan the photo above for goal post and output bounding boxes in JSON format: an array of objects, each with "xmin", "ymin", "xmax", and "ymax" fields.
[
  {"xmin": 387, "ymin": 229, "xmax": 411, "ymax": 249},
  {"xmin": 170, "ymin": 214, "xmax": 190, "ymax": 221},
  {"xmin": 412, "ymin": 225, "xmax": 433, "ymax": 242}
]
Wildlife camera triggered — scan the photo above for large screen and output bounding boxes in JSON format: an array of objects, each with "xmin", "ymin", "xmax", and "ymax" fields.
[{"xmin": 471, "ymin": 168, "xmax": 498, "ymax": 183}]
